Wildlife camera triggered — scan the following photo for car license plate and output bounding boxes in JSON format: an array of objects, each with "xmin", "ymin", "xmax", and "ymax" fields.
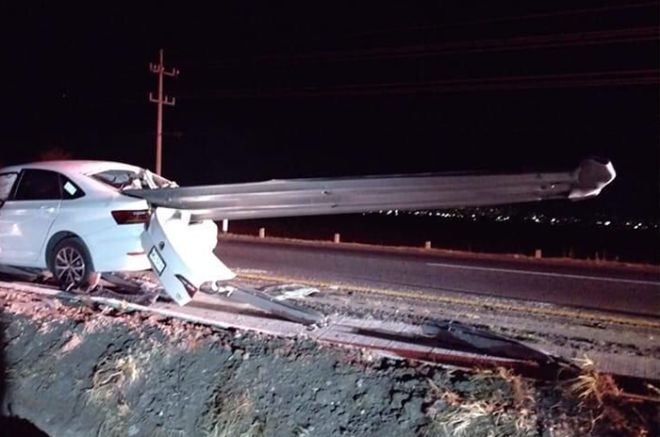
[{"xmin": 148, "ymin": 247, "xmax": 166, "ymax": 276}]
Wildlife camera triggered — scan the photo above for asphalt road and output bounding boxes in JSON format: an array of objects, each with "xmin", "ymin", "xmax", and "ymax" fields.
[{"xmin": 216, "ymin": 238, "xmax": 660, "ymax": 317}]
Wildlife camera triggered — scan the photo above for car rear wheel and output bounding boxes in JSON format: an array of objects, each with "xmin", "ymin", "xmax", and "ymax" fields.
[{"xmin": 50, "ymin": 238, "xmax": 97, "ymax": 291}]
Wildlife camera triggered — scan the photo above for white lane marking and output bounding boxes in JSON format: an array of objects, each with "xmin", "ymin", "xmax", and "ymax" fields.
[{"xmin": 426, "ymin": 262, "xmax": 660, "ymax": 286}]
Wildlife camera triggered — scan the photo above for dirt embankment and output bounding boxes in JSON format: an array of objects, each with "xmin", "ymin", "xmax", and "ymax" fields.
[{"xmin": 0, "ymin": 290, "xmax": 657, "ymax": 437}]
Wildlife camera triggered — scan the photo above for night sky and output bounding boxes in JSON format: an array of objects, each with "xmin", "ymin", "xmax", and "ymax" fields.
[{"xmin": 2, "ymin": 2, "xmax": 658, "ymax": 217}]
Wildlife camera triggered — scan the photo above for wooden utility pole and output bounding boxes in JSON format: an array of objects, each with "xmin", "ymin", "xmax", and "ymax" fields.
[{"xmin": 149, "ymin": 49, "xmax": 179, "ymax": 175}]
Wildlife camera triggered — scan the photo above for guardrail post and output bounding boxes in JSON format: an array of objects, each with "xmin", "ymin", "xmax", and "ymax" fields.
[
  {"xmin": 424, "ymin": 241, "xmax": 432, "ymax": 249},
  {"xmin": 535, "ymin": 249, "xmax": 542, "ymax": 259},
  {"xmin": 259, "ymin": 228, "xmax": 266, "ymax": 238},
  {"xmin": 334, "ymin": 233, "xmax": 341, "ymax": 243}
]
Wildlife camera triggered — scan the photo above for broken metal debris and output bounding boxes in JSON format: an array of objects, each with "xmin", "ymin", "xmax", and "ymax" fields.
[
  {"xmin": 340, "ymin": 321, "xmax": 564, "ymax": 376},
  {"xmin": 218, "ymin": 286, "xmax": 324, "ymax": 326},
  {"xmin": 260, "ymin": 284, "xmax": 321, "ymax": 301},
  {"xmin": 420, "ymin": 321, "xmax": 560, "ymax": 366}
]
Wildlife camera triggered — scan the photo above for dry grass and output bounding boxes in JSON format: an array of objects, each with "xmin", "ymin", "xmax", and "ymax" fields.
[
  {"xmin": 433, "ymin": 398, "xmax": 536, "ymax": 437},
  {"xmin": 86, "ymin": 350, "xmax": 143, "ymax": 407},
  {"xmin": 93, "ymin": 355, "xmax": 139, "ymax": 389},
  {"xmin": 117, "ymin": 399, "xmax": 131, "ymax": 417},
  {"xmin": 427, "ymin": 358, "xmax": 658, "ymax": 436},
  {"xmin": 566, "ymin": 356, "xmax": 620, "ymax": 406},
  {"xmin": 207, "ymin": 421, "xmax": 261, "ymax": 437},
  {"xmin": 427, "ymin": 367, "xmax": 537, "ymax": 436},
  {"xmin": 561, "ymin": 355, "xmax": 658, "ymax": 436},
  {"xmin": 292, "ymin": 424, "xmax": 314, "ymax": 437},
  {"xmin": 205, "ymin": 391, "xmax": 262, "ymax": 437}
]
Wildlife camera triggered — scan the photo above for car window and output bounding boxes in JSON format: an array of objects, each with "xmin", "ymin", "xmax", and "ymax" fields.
[
  {"xmin": 0, "ymin": 173, "xmax": 18, "ymax": 201},
  {"xmin": 92, "ymin": 169, "xmax": 139, "ymax": 189},
  {"xmin": 60, "ymin": 175, "xmax": 85, "ymax": 199},
  {"xmin": 13, "ymin": 169, "xmax": 61, "ymax": 201},
  {"xmin": 92, "ymin": 169, "xmax": 176, "ymax": 190}
]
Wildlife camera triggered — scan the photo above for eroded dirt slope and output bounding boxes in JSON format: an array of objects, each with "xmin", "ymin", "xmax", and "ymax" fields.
[{"xmin": 0, "ymin": 289, "xmax": 657, "ymax": 436}]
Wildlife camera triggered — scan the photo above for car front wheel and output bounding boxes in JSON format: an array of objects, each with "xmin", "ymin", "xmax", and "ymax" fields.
[{"xmin": 50, "ymin": 238, "xmax": 98, "ymax": 291}]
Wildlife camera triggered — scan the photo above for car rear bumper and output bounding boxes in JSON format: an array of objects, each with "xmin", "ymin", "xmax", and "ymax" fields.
[{"xmin": 83, "ymin": 223, "xmax": 151, "ymax": 272}]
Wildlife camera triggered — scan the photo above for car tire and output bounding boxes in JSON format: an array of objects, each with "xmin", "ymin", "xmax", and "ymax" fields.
[{"xmin": 49, "ymin": 237, "xmax": 97, "ymax": 291}]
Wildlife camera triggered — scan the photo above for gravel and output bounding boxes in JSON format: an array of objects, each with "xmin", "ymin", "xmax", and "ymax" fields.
[{"xmin": 0, "ymin": 288, "xmax": 656, "ymax": 436}]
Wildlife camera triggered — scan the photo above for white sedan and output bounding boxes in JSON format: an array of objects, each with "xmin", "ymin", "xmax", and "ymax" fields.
[
  {"xmin": 0, "ymin": 158, "xmax": 615, "ymax": 306},
  {"xmin": 0, "ymin": 160, "xmax": 232, "ymax": 300}
]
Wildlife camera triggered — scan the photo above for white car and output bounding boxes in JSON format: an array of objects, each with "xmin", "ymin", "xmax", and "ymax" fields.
[
  {"xmin": 0, "ymin": 160, "xmax": 233, "ymax": 301},
  {"xmin": 0, "ymin": 158, "xmax": 615, "ymax": 306}
]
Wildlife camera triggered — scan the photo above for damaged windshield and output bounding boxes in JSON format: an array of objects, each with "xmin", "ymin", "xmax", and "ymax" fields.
[{"xmin": 92, "ymin": 169, "xmax": 177, "ymax": 190}]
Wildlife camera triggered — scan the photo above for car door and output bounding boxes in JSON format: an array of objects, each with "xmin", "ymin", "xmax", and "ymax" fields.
[
  {"xmin": 0, "ymin": 169, "xmax": 62, "ymax": 265},
  {"xmin": 0, "ymin": 171, "xmax": 20, "ymax": 264}
]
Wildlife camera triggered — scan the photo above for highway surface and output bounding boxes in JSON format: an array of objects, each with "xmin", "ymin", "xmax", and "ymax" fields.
[{"xmin": 216, "ymin": 237, "xmax": 660, "ymax": 317}]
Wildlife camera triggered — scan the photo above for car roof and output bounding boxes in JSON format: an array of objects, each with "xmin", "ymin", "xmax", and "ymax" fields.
[{"xmin": 0, "ymin": 160, "xmax": 144, "ymax": 175}]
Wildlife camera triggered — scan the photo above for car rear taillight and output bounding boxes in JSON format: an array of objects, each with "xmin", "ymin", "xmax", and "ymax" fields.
[
  {"xmin": 175, "ymin": 274, "xmax": 199, "ymax": 298},
  {"xmin": 111, "ymin": 209, "xmax": 150, "ymax": 225}
]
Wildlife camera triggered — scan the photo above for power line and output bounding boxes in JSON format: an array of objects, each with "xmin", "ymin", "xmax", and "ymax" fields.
[
  {"xmin": 182, "ymin": 69, "xmax": 658, "ymax": 100},
  {"xmin": 344, "ymin": 2, "xmax": 659, "ymax": 39},
  {"xmin": 260, "ymin": 27, "xmax": 658, "ymax": 65},
  {"xmin": 192, "ymin": 27, "xmax": 658, "ymax": 69}
]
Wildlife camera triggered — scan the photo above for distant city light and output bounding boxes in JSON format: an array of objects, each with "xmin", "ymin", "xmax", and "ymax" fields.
[{"xmin": 374, "ymin": 208, "xmax": 656, "ymax": 232}]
